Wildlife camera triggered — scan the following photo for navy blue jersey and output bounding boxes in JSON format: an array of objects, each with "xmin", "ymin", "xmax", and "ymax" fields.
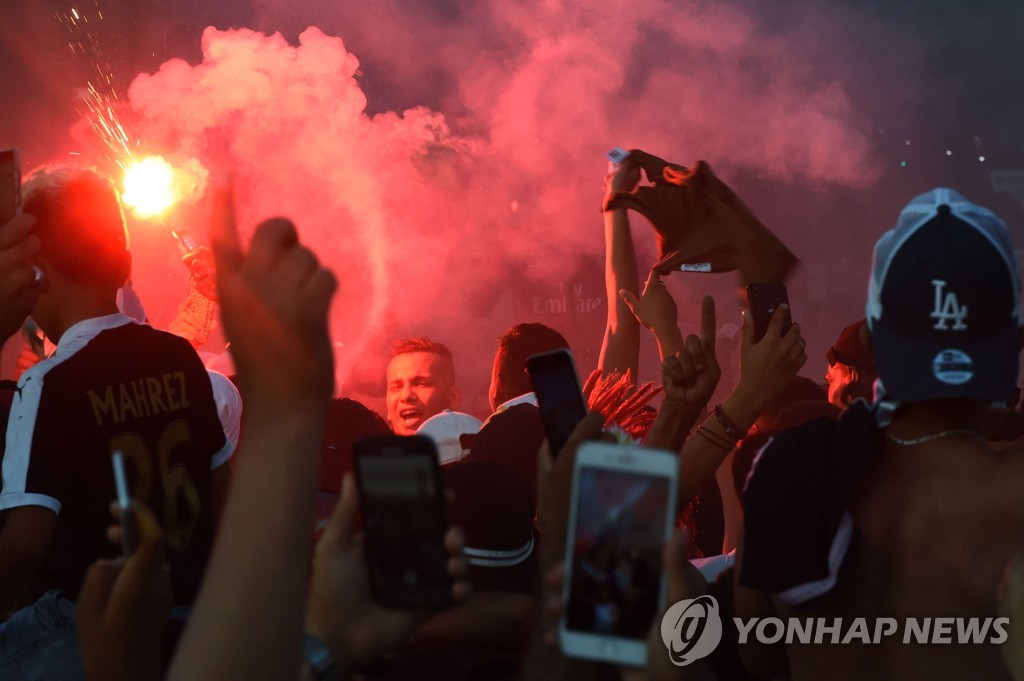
[{"xmin": 0, "ymin": 314, "xmax": 231, "ymax": 604}]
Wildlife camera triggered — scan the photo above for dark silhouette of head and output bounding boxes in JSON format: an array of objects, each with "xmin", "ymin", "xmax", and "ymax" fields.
[{"xmin": 488, "ymin": 322, "xmax": 569, "ymax": 411}]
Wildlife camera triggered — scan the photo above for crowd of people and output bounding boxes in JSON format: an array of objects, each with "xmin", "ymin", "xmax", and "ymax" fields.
[{"xmin": 0, "ymin": 153, "xmax": 1022, "ymax": 681}]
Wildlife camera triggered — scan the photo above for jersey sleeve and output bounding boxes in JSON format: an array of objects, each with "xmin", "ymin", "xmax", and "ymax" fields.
[
  {"xmin": 0, "ymin": 367, "xmax": 68, "ymax": 514},
  {"xmin": 174, "ymin": 339, "xmax": 232, "ymax": 470},
  {"xmin": 206, "ymin": 371, "xmax": 240, "ymax": 469}
]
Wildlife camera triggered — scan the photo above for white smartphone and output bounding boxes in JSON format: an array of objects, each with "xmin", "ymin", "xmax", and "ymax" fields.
[
  {"xmin": 560, "ymin": 441, "xmax": 678, "ymax": 667},
  {"xmin": 111, "ymin": 451, "xmax": 138, "ymax": 557}
]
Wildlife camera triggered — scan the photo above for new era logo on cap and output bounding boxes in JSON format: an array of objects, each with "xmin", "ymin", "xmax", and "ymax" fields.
[{"xmin": 866, "ymin": 188, "xmax": 1021, "ymax": 402}]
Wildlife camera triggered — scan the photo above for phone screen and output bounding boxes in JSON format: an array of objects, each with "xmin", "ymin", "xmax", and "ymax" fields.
[
  {"xmin": 746, "ymin": 282, "xmax": 792, "ymax": 342},
  {"xmin": 528, "ymin": 349, "xmax": 587, "ymax": 457},
  {"xmin": 0, "ymin": 148, "xmax": 21, "ymax": 226},
  {"xmin": 565, "ymin": 466, "xmax": 670, "ymax": 639},
  {"xmin": 355, "ymin": 436, "xmax": 452, "ymax": 608}
]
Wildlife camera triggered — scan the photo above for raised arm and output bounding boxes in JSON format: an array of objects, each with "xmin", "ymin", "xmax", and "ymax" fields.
[
  {"xmin": 645, "ymin": 296, "xmax": 720, "ymax": 455},
  {"xmin": 598, "ymin": 161, "xmax": 642, "ymax": 378},
  {"xmin": 166, "ymin": 186, "xmax": 337, "ymax": 681},
  {"xmin": 677, "ymin": 305, "xmax": 805, "ymax": 507},
  {"xmin": 620, "ymin": 270, "xmax": 686, "ymax": 362}
]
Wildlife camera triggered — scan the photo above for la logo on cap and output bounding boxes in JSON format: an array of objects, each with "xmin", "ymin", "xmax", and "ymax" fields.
[{"xmin": 930, "ymin": 279, "xmax": 968, "ymax": 331}]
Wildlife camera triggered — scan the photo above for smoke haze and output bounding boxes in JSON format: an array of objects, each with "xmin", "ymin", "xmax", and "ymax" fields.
[{"xmin": 3, "ymin": 0, "xmax": 1023, "ymax": 414}]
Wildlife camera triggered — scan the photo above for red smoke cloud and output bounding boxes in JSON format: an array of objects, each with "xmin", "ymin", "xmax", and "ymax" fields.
[{"xmin": 121, "ymin": 4, "xmax": 882, "ymax": 415}]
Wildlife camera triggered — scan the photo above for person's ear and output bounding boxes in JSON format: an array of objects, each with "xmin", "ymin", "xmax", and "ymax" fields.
[
  {"xmin": 32, "ymin": 256, "xmax": 52, "ymax": 294},
  {"xmin": 449, "ymin": 386, "xmax": 461, "ymax": 410}
]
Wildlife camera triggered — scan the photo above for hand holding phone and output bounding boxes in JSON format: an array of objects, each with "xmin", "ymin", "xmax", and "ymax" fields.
[
  {"xmin": 354, "ymin": 434, "xmax": 453, "ymax": 608},
  {"xmin": 528, "ymin": 349, "xmax": 588, "ymax": 458},
  {"xmin": 560, "ymin": 442, "xmax": 679, "ymax": 666},
  {"xmin": 77, "ymin": 499, "xmax": 171, "ymax": 681},
  {"xmin": 746, "ymin": 282, "xmax": 792, "ymax": 342}
]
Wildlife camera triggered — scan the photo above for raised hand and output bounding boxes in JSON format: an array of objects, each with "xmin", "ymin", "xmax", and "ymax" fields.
[
  {"xmin": 733, "ymin": 304, "xmax": 806, "ymax": 410},
  {"xmin": 209, "ymin": 183, "xmax": 337, "ymax": 409},
  {"xmin": 76, "ymin": 502, "xmax": 172, "ymax": 681},
  {"xmin": 183, "ymin": 246, "xmax": 218, "ymax": 302},
  {"xmin": 645, "ymin": 296, "xmax": 721, "ymax": 452},
  {"xmin": 606, "ymin": 157, "xmax": 641, "ymax": 196},
  {"xmin": 661, "ymin": 296, "xmax": 721, "ymax": 410},
  {"xmin": 620, "ymin": 270, "xmax": 680, "ymax": 338},
  {"xmin": 305, "ymin": 475, "xmax": 471, "ymax": 669}
]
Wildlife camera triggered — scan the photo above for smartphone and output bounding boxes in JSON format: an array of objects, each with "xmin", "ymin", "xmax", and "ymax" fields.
[
  {"xmin": 560, "ymin": 442, "xmax": 679, "ymax": 666},
  {"xmin": 172, "ymin": 228, "xmax": 199, "ymax": 254},
  {"xmin": 605, "ymin": 147, "xmax": 631, "ymax": 166},
  {"xmin": 746, "ymin": 282, "xmax": 792, "ymax": 342},
  {"xmin": 0, "ymin": 148, "xmax": 21, "ymax": 226},
  {"xmin": 354, "ymin": 434, "xmax": 453, "ymax": 609},
  {"xmin": 527, "ymin": 349, "xmax": 588, "ymax": 458},
  {"xmin": 110, "ymin": 451, "xmax": 138, "ymax": 557}
]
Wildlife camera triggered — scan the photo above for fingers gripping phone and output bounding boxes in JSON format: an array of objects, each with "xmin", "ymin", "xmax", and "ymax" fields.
[
  {"xmin": 354, "ymin": 434, "xmax": 453, "ymax": 608},
  {"xmin": 560, "ymin": 442, "xmax": 679, "ymax": 666},
  {"xmin": 527, "ymin": 349, "xmax": 588, "ymax": 458},
  {"xmin": 746, "ymin": 282, "xmax": 792, "ymax": 342},
  {"xmin": 0, "ymin": 148, "xmax": 21, "ymax": 225}
]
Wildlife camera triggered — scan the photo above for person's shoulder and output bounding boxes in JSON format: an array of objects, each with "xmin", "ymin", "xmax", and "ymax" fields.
[
  {"xmin": 748, "ymin": 401, "xmax": 879, "ymax": 493},
  {"xmin": 115, "ymin": 323, "xmax": 209, "ymax": 365},
  {"xmin": 116, "ymin": 322, "xmax": 196, "ymax": 347},
  {"xmin": 768, "ymin": 400, "xmax": 873, "ymax": 449}
]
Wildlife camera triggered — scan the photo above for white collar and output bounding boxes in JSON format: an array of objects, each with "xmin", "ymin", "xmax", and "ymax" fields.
[
  {"xmin": 54, "ymin": 312, "xmax": 136, "ymax": 358},
  {"xmin": 494, "ymin": 392, "xmax": 538, "ymax": 414}
]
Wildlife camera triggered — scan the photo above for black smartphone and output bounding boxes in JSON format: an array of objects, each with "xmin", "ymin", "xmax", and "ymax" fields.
[
  {"xmin": 111, "ymin": 451, "xmax": 138, "ymax": 557},
  {"xmin": 746, "ymin": 282, "xmax": 792, "ymax": 342},
  {"xmin": 354, "ymin": 434, "xmax": 453, "ymax": 609},
  {"xmin": 527, "ymin": 348, "xmax": 588, "ymax": 458},
  {"xmin": 0, "ymin": 148, "xmax": 21, "ymax": 226}
]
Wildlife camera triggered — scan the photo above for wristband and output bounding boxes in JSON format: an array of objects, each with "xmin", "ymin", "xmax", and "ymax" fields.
[
  {"xmin": 694, "ymin": 425, "xmax": 734, "ymax": 451},
  {"xmin": 713, "ymin": 404, "xmax": 748, "ymax": 440}
]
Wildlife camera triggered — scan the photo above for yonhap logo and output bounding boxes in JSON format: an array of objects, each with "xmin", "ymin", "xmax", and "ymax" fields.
[{"xmin": 660, "ymin": 595, "xmax": 723, "ymax": 666}]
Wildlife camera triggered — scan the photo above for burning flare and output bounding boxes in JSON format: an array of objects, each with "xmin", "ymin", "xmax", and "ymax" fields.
[{"xmin": 122, "ymin": 155, "xmax": 177, "ymax": 218}]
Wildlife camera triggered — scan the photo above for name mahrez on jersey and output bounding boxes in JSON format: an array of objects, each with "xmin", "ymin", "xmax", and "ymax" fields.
[{"xmin": 86, "ymin": 371, "xmax": 192, "ymax": 426}]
